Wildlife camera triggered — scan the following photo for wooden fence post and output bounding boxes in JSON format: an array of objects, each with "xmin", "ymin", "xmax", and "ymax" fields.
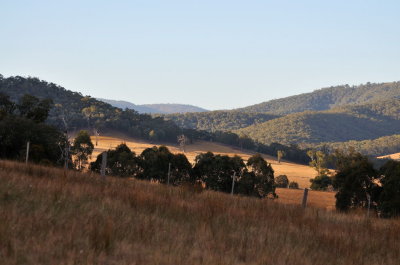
[
  {"xmin": 25, "ymin": 141, "xmax": 30, "ymax": 164},
  {"xmin": 302, "ymin": 188, "xmax": 309, "ymax": 208},
  {"xmin": 100, "ymin": 152, "xmax": 107, "ymax": 179},
  {"xmin": 231, "ymin": 172, "xmax": 236, "ymax": 195},
  {"xmin": 167, "ymin": 163, "xmax": 171, "ymax": 185}
]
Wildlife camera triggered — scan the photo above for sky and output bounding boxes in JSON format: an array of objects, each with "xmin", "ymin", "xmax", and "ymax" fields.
[{"xmin": 1, "ymin": 0, "xmax": 400, "ymax": 110}]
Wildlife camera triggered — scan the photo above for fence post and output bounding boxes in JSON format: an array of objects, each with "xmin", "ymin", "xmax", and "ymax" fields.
[
  {"xmin": 231, "ymin": 172, "xmax": 236, "ymax": 195},
  {"xmin": 100, "ymin": 152, "xmax": 107, "ymax": 179},
  {"xmin": 167, "ymin": 163, "xmax": 171, "ymax": 185},
  {"xmin": 302, "ymin": 188, "xmax": 309, "ymax": 208},
  {"xmin": 25, "ymin": 141, "xmax": 30, "ymax": 164}
]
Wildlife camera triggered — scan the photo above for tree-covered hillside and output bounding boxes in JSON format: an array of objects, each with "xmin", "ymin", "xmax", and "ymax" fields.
[
  {"xmin": 0, "ymin": 75, "xmax": 181, "ymax": 142},
  {"xmin": 162, "ymin": 111, "xmax": 279, "ymax": 131},
  {"xmin": 236, "ymin": 99, "xmax": 400, "ymax": 146},
  {"xmin": 239, "ymin": 82, "xmax": 400, "ymax": 115},
  {"xmin": 307, "ymin": 134, "xmax": 400, "ymax": 157}
]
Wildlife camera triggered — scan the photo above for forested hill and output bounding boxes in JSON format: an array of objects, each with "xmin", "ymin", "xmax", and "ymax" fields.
[
  {"xmin": 98, "ymin": 98, "xmax": 208, "ymax": 114},
  {"xmin": 162, "ymin": 111, "xmax": 279, "ymax": 131},
  {"xmin": 0, "ymin": 75, "xmax": 181, "ymax": 142},
  {"xmin": 236, "ymin": 98, "xmax": 400, "ymax": 146},
  {"xmin": 238, "ymin": 82, "xmax": 400, "ymax": 115}
]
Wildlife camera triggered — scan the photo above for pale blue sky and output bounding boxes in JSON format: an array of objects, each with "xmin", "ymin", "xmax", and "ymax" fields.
[{"xmin": 1, "ymin": 0, "xmax": 399, "ymax": 110}]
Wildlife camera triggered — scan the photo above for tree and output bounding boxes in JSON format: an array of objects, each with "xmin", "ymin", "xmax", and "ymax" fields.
[
  {"xmin": 275, "ymin": 175, "xmax": 289, "ymax": 188},
  {"xmin": 71, "ymin": 130, "xmax": 94, "ymax": 170},
  {"xmin": 332, "ymin": 150, "xmax": 378, "ymax": 212},
  {"xmin": 193, "ymin": 152, "xmax": 245, "ymax": 193},
  {"xmin": 17, "ymin": 94, "xmax": 53, "ymax": 123},
  {"xmin": 138, "ymin": 146, "xmax": 192, "ymax": 185},
  {"xmin": 243, "ymin": 154, "xmax": 276, "ymax": 198},
  {"xmin": 307, "ymin": 150, "xmax": 329, "ymax": 176},
  {"xmin": 0, "ymin": 93, "xmax": 15, "ymax": 118},
  {"xmin": 277, "ymin": 150, "xmax": 285, "ymax": 163},
  {"xmin": 310, "ymin": 175, "xmax": 332, "ymax": 191},
  {"xmin": 378, "ymin": 160, "xmax": 400, "ymax": 218},
  {"xmin": 90, "ymin": 143, "xmax": 138, "ymax": 177}
]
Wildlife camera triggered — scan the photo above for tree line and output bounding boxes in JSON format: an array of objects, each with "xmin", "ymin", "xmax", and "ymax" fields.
[{"xmin": 89, "ymin": 141, "xmax": 276, "ymax": 199}]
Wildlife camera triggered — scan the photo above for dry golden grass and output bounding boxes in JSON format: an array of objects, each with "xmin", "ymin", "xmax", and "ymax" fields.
[
  {"xmin": 378, "ymin": 152, "xmax": 400, "ymax": 160},
  {"xmin": 90, "ymin": 133, "xmax": 318, "ymax": 188},
  {"xmin": 1, "ymin": 160, "xmax": 399, "ymax": 265},
  {"xmin": 275, "ymin": 188, "xmax": 336, "ymax": 210}
]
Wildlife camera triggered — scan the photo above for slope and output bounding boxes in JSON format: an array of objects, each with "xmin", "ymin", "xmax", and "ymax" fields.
[
  {"xmin": 0, "ymin": 75, "xmax": 183, "ymax": 142},
  {"xmin": 1, "ymin": 160, "xmax": 398, "ymax": 265},
  {"xmin": 89, "ymin": 133, "xmax": 318, "ymax": 188},
  {"xmin": 238, "ymin": 81, "xmax": 400, "ymax": 115},
  {"xmin": 163, "ymin": 110, "xmax": 279, "ymax": 131},
  {"xmin": 236, "ymin": 99, "xmax": 400, "ymax": 146}
]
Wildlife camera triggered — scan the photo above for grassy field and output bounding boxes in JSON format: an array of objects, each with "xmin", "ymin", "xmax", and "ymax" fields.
[
  {"xmin": 90, "ymin": 133, "xmax": 318, "ymax": 188},
  {"xmin": 0, "ymin": 160, "xmax": 399, "ymax": 265},
  {"xmin": 378, "ymin": 152, "xmax": 400, "ymax": 160}
]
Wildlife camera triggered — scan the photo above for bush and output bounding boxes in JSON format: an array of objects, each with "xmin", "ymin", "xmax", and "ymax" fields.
[
  {"xmin": 275, "ymin": 175, "xmax": 289, "ymax": 188},
  {"xmin": 289, "ymin": 181, "xmax": 299, "ymax": 189},
  {"xmin": 310, "ymin": 175, "xmax": 332, "ymax": 191}
]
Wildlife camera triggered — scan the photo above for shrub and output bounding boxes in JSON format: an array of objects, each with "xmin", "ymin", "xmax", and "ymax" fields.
[
  {"xmin": 275, "ymin": 175, "xmax": 289, "ymax": 188},
  {"xmin": 289, "ymin": 181, "xmax": 299, "ymax": 189}
]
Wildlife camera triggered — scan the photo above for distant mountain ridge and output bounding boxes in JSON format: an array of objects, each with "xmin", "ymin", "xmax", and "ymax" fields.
[
  {"xmin": 238, "ymin": 82, "xmax": 400, "ymax": 115},
  {"xmin": 97, "ymin": 98, "xmax": 208, "ymax": 114}
]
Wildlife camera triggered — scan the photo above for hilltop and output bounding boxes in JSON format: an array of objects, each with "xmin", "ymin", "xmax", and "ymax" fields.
[
  {"xmin": 238, "ymin": 81, "xmax": 400, "ymax": 115},
  {"xmin": 98, "ymin": 98, "xmax": 208, "ymax": 114}
]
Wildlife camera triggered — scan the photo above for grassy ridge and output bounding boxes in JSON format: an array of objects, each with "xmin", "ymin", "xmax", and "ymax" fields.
[{"xmin": 1, "ymin": 160, "xmax": 399, "ymax": 264}]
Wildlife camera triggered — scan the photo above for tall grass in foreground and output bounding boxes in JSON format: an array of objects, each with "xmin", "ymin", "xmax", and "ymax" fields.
[{"xmin": 0, "ymin": 160, "xmax": 399, "ymax": 265}]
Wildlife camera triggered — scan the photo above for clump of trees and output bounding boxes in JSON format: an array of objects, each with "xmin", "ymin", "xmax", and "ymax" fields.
[
  {"xmin": 331, "ymin": 149, "xmax": 400, "ymax": 217},
  {"xmin": 0, "ymin": 93, "xmax": 66, "ymax": 165},
  {"xmin": 90, "ymin": 146, "xmax": 276, "ymax": 199}
]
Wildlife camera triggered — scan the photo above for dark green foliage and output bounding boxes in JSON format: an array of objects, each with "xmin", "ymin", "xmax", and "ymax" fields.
[
  {"xmin": 72, "ymin": 130, "xmax": 94, "ymax": 170},
  {"xmin": 17, "ymin": 94, "xmax": 53, "ymax": 123},
  {"xmin": 193, "ymin": 152, "xmax": 245, "ymax": 193},
  {"xmin": 193, "ymin": 152, "xmax": 276, "ymax": 198},
  {"xmin": 163, "ymin": 111, "xmax": 279, "ymax": 132},
  {"xmin": 90, "ymin": 144, "xmax": 138, "ymax": 177},
  {"xmin": 244, "ymin": 154, "xmax": 276, "ymax": 198},
  {"xmin": 0, "ymin": 93, "xmax": 15, "ymax": 118},
  {"xmin": 378, "ymin": 160, "xmax": 400, "ymax": 218},
  {"xmin": 239, "ymin": 81, "xmax": 400, "ymax": 115},
  {"xmin": 288, "ymin": 182, "xmax": 299, "ymax": 189},
  {"xmin": 311, "ymin": 134, "xmax": 400, "ymax": 157},
  {"xmin": 138, "ymin": 146, "xmax": 192, "ymax": 185},
  {"xmin": 0, "ymin": 93, "xmax": 65, "ymax": 165},
  {"xmin": 310, "ymin": 175, "xmax": 332, "ymax": 191},
  {"xmin": 275, "ymin": 175, "xmax": 289, "ymax": 188},
  {"xmin": 333, "ymin": 150, "xmax": 378, "ymax": 211},
  {"xmin": 0, "ymin": 75, "xmax": 182, "ymax": 142},
  {"xmin": 237, "ymin": 99, "xmax": 400, "ymax": 146}
]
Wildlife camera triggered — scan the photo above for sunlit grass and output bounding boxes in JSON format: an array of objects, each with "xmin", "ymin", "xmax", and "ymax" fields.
[{"xmin": 0, "ymin": 160, "xmax": 399, "ymax": 265}]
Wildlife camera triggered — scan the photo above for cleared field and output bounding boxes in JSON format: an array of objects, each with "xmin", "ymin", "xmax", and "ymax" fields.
[
  {"xmin": 378, "ymin": 152, "xmax": 400, "ymax": 160},
  {"xmin": 1, "ymin": 160, "xmax": 399, "ymax": 265},
  {"xmin": 276, "ymin": 188, "xmax": 336, "ymax": 210},
  {"xmin": 90, "ymin": 133, "xmax": 318, "ymax": 188}
]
